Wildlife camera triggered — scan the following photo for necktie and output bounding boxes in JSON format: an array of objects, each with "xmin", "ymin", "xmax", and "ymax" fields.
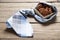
[{"xmin": 6, "ymin": 3, "xmax": 57, "ymax": 38}]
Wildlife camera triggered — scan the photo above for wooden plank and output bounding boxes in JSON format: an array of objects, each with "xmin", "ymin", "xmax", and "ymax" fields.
[
  {"xmin": 0, "ymin": 3, "xmax": 60, "ymax": 22},
  {"xmin": 0, "ymin": 0, "xmax": 56, "ymax": 3},
  {"xmin": 1, "ymin": 23, "xmax": 60, "ymax": 32},
  {"xmin": 1, "ymin": 23, "xmax": 60, "ymax": 33},
  {"xmin": 0, "ymin": 23, "xmax": 60, "ymax": 39},
  {"xmin": 32, "ymin": 23, "xmax": 60, "ymax": 32},
  {"xmin": 0, "ymin": 3, "xmax": 59, "ymax": 12},
  {"xmin": 0, "ymin": 38, "xmax": 60, "ymax": 40}
]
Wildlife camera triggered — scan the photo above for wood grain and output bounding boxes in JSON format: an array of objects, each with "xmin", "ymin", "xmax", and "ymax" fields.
[{"xmin": 0, "ymin": 0, "xmax": 56, "ymax": 3}]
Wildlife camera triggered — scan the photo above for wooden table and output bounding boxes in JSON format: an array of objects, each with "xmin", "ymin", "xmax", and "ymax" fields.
[{"xmin": 0, "ymin": 0, "xmax": 60, "ymax": 40}]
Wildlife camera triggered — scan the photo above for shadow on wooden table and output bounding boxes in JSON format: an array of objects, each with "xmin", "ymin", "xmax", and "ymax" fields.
[
  {"xmin": 5, "ymin": 28, "xmax": 33, "ymax": 38},
  {"xmin": 35, "ymin": 16, "xmax": 57, "ymax": 26},
  {"xmin": 5, "ymin": 28, "xmax": 17, "ymax": 36}
]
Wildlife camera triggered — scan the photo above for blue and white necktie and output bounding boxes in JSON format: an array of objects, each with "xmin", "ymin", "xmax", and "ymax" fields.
[{"xmin": 6, "ymin": 2, "xmax": 57, "ymax": 37}]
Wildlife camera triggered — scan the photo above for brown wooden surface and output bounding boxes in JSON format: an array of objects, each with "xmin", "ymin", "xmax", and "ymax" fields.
[{"xmin": 0, "ymin": 0, "xmax": 60, "ymax": 40}]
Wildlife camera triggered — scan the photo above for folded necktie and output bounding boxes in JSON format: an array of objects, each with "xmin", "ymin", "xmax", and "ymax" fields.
[
  {"xmin": 6, "ymin": 10, "xmax": 33, "ymax": 37},
  {"xmin": 6, "ymin": 2, "xmax": 57, "ymax": 38}
]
